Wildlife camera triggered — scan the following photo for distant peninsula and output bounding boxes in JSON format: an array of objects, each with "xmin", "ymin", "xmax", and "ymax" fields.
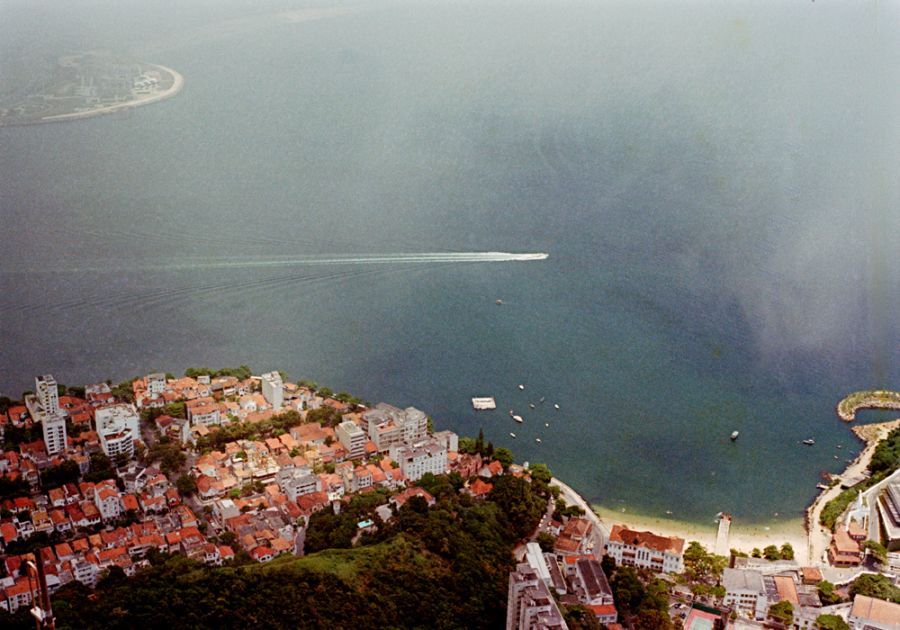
[{"xmin": 0, "ymin": 51, "xmax": 183, "ymax": 127}]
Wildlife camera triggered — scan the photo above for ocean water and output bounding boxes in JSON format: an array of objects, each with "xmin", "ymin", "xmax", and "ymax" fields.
[{"xmin": 1, "ymin": 0, "xmax": 898, "ymax": 524}]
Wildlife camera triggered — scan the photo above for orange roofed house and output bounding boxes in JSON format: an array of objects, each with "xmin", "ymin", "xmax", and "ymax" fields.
[{"xmin": 606, "ymin": 525, "xmax": 685, "ymax": 573}]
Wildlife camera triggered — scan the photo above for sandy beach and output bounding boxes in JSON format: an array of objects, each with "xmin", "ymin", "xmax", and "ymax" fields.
[
  {"xmin": 40, "ymin": 63, "xmax": 184, "ymax": 123},
  {"xmin": 550, "ymin": 418, "xmax": 900, "ymax": 567},
  {"xmin": 595, "ymin": 507, "xmax": 810, "ymax": 564}
]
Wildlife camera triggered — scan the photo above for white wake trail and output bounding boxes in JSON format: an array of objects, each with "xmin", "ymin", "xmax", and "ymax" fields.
[
  {"xmin": 152, "ymin": 252, "xmax": 549, "ymax": 271},
  {"xmin": 9, "ymin": 252, "xmax": 549, "ymax": 274}
]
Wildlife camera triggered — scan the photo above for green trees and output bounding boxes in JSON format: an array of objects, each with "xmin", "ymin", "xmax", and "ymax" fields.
[
  {"xmin": 864, "ymin": 540, "xmax": 888, "ymax": 563},
  {"xmin": 609, "ymin": 565, "xmax": 672, "ymax": 629},
  {"xmin": 305, "ymin": 406, "xmax": 342, "ymax": 428},
  {"xmin": 40, "ymin": 459, "xmax": 81, "ymax": 489},
  {"xmin": 536, "ymin": 532, "xmax": 557, "ymax": 552},
  {"xmin": 176, "ymin": 474, "xmax": 197, "ymax": 496},
  {"xmin": 488, "ymin": 474, "xmax": 546, "ymax": 540},
  {"xmin": 769, "ymin": 601, "xmax": 794, "ymax": 626},
  {"xmin": 763, "ymin": 545, "xmax": 780, "ymax": 560},
  {"xmin": 493, "ymin": 447, "xmax": 514, "ymax": 469},
  {"xmin": 818, "ymin": 580, "xmax": 843, "ymax": 605},
  {"xmin": 0, "ymin": 475, "xmax": 31, "ymax": 501},
  {"xmin": 552, "ymin": 498, "xmax": 584, "ymax": 521},
  {"xmin": 849, "ymin": 573, "xmax": 900, "ymax": 604},
  {"xmin": 869, "ymin": 428, "xmax": 900, "ymax": 475},
  {"xmin": 529, "ymin": 463, "xmax": 553, "ymax": 485},
  {"xmin": 816, "ymin": 614, "xmax": 849, "ymax": 630},
  {"xmin": 84, "ymin": 453, "xmax": 116, "ymax": 483},
  {"xmin": 780, "ymin": 543, "xmax": 795, "ymax": 560},
  {"xmin": 683, "ymin": 541, "xmax": 727, "ymax": 582}
]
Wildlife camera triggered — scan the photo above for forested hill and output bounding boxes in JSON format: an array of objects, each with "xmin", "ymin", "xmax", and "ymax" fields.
[{"xmin": 4, "ymin": 473, "xmax": 549, "ymax": 630}]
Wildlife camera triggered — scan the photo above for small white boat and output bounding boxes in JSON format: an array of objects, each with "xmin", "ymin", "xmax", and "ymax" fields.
[
  {"xmin": 837, "ymin": 445, "xmax": 842, "ymax": 449},
  {"xmin": 730, "ymin": 431, "xmax": 739, "ymax": 441},
  {"xmin": 518, "ymin": 384, "xmax": 525, "ymax": 390},
  {"xmin": 544, "ymin": 422, "xmax": 549, "ymax": 427},
  {"xmin": 513, "ymin": 415, "xmax": 523, "ymax": 423},
  {"xmin": 834, "ymin": 455, "xmax": 839, "ymax": 460},
  {"xmin": 539, "ymin": 396, "xmax": 545, "ymax": 403},
  {"xmin": 529, "ymin": 403, "xmax": 535, "ymax": 409},
  {"xmin": 508, "ymin": 409, "xmax": 514, "ymax": 416},
  {"xmin": 496, "ymin": 299, "xmax": 503, "ymax": 305},
  {"xmin": 509, "ymin": 432, "xmax": 517, "ymax": 438},
  {"xmin": 535, "ymin": 438, "xmax": 542, "ymax": 443},
  {"xmin": 553, "ymin": 404, "xmax": 559, "ymax": 410},
  {"xmin": 665, "ymin": 510, "xmax": 673, "ymax": 515},
  {"xmin": 817, "ymin": 483, "xmax": 829, "ymax": 490},
  {"xmin": 803, "ymin": 438, "xmax": 815, "ymax": 446}
]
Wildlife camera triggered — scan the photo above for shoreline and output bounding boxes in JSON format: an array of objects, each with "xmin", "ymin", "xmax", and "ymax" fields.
[
  {"xmin": 553, "ymin": 418, "xmax": 900, "ymax": 566},
  {"xmin": 3, "ymin": 63, "xmax": 184, "ymax": 127}
]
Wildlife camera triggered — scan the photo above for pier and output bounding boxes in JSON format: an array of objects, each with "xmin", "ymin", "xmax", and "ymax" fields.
[{"xmin": 714, "ymin": 513, "xmax": 731, "ymax": 556}]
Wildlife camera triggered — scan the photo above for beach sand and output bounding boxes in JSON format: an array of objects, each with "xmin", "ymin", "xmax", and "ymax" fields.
[{"xmin": 594, "ymin": 506, "xmax": 810, "ymax": 564}]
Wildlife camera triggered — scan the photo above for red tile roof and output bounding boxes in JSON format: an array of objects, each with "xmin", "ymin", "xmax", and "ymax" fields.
[{"xmin": 609, "ymin": 524, "xmax": 685, "ymax": 554}]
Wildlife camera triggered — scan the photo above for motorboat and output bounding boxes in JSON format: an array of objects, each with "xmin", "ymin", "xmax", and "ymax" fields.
[
  {"xmin": 802, "ymin": 438, "xmax": 815, "ymax": 446},
  {"xmin": 730, "ymin": 431, "xmax": 739, "ymax": 441},
  {"xmin": 513, "ymin": 415, "xmax": 523, "ymax": 423}
]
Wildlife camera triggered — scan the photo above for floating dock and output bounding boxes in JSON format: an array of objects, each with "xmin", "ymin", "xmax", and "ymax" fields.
[{"xmin": 471, "ymin": 397, "xmax": 497, "ymax": 410}]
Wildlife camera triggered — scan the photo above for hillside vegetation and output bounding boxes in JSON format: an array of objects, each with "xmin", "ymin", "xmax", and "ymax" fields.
[{"xmin": 4, "ymin": 473, "xmax": 547, "ymax": 629}]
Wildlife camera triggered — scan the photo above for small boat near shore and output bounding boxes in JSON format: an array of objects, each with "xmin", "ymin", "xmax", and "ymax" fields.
[
  {"xmin": 802, "ymin": 438, "xmax": 816, "ymax": 446},
  {"xmin": 535, "ymin": 438, "xmax": 542, "ymax": 443},
  {"xmin": 730, "ymin": 431, "xmax": 739, "ymax": 441},
  {"xmin": 513, "ymin": 415, "xmax": 523, "ymax": 423},
  {"xmin": 496, "ymin": 299, "xmax": 503, "ymax": 305},
  {"xmin": 518, "ymin": 384, "xmax": 525, "ymax": 390},
  {"xmin": 509, "ymin": 432, "xmax": 516, "ymax": 438},
  {"xmin": 553, "ymin": 404, "xmax": 559, "ymax": 410}
]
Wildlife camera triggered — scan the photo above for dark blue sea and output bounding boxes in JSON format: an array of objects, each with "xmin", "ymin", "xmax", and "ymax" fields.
[{"xmin": 1, "ymin": 0, "xmax": 898, "ymax": 524}]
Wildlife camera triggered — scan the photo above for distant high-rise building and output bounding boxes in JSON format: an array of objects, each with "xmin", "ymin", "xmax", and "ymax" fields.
[
  {"xmin": 27, "ymin": 374, "xmax": 67, "ymax": 455},
  {"xmin": 35, "ymin": 374, "xmax": 60, "ymax": 415},
  {"xmin": 261, "ymin": 372, "xmax": 284, "ymax": 411},
  {"xmin": 42, "ymin": 412, "xmax": 67, "ymax": 455},
  {"xmin": 336, "ymin": 420, "xmax": 366, "ymax": 459}
]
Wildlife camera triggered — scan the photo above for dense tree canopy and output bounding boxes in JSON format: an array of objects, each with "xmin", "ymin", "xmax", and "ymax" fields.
[{"xmin": 850, "ymin": 573, "xmax": 900, "ymax": 604}]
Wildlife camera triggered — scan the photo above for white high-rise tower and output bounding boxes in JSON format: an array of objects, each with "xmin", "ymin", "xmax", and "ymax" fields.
[{"xmin": 27, "ymin": 374, "xmax": 68, "ymax": 455}]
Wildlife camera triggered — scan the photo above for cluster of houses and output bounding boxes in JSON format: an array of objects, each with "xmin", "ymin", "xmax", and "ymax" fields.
[
  {"xmin": 0, "ymin": 467, "xmax": 231, "ymax": 614},
  {"xmin": 1, "ymin": 369, "xmax": 498, "ymax": 614}
]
